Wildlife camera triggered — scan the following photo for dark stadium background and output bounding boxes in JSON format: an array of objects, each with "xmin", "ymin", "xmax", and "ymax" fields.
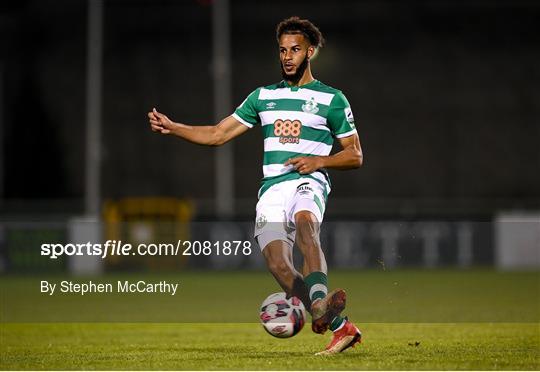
[{"xmin": 0, "ymin": 0, "xmax": 538, "ymax": 272}]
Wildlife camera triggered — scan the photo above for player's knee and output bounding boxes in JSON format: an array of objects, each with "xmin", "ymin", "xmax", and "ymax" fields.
[
  {"xmin": 295, "ymin": 211, "xmax": 320, "ymax": 247},
  {"xmin": 262, "ymin": 243, "xmax": 293, "ymax": 278},
  {"xmin": 294, "ymin": 210, "xmax": 317, "ymax": 226},
  {"xmin": 267, "ymin": 258, "xmax": 292, "ymax": 278}
]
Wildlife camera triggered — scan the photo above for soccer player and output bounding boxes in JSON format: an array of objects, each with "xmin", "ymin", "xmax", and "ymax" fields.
[{"xmin": 148, "ymin": 16, "xmax": 363, "ymax": 354}]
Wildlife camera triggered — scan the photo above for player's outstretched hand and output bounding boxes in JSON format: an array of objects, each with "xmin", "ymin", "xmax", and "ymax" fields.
[
  {"xmin": 148, "ymin": 108, "xmax": 175, "ymax": 134},
  {"xmin": 285, "ymin": 156, "xmax": 323, "ymax": 175}
]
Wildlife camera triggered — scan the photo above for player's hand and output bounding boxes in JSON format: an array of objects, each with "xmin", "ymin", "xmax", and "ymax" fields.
[
  {"xmin": 284, "ymin": 156, "xmax": 324, "ymax": 175},
  {"xmin": 148, "ymin": 108, "xmax": 175, "ymax": 134}
]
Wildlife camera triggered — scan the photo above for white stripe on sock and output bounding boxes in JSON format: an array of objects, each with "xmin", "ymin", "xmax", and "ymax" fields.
[
  {"xmin": 333, "ymin": 318, "xmax": 346, "ymax": 332},
  {"xmin": 309, "ymin": 284, "xmax": 328, "ymax": 300}
]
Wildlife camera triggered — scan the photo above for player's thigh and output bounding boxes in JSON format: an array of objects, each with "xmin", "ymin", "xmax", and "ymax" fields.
[
  {"xmin": 254, "ymin": 184, "xmax": 294, "ymax": 251},
  {"xmin": 286, "ymin": 179, "xmax": 327, "ymax": 227}
]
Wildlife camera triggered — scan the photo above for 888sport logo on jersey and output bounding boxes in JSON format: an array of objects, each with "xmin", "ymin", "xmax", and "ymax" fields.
[{"xmin": 274, "ymin": 119, "xmax": 302, "ymax": 144}]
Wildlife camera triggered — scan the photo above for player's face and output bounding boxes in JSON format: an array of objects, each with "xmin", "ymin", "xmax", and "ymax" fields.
[{"xmin": 279, "ymin": 34, "xmax": 314, "ymax": 82}]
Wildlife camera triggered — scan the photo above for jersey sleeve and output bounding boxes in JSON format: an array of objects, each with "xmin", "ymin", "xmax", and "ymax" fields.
[
  {"xmin": 232, "ymin": 88, "xmax": 261, "ymax": 128},
  {"xmin": 327, "ymin": 91, "xmax": 358, "ymax": 138}
]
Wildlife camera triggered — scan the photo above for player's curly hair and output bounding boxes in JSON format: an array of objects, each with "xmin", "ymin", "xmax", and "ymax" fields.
[{"xmin": 276, "ymin": 16, "xmax": 325, "ymax": 48}]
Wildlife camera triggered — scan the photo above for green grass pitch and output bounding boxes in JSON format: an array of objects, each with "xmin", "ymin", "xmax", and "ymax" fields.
[{"xmin": 1, "ymin": 270, "xmax": 539, "ymax": 370}]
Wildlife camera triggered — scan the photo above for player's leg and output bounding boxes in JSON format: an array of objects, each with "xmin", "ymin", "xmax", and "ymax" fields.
[
  {"xmin": 286, "ymin": 181, "xmax": 342, "ymax": 331},
  {"xmin": 254, "ymin": 183, "xmax": 312, "ymax": 311},
  {"xmin": 295, "ymin": 210, "xmax": 327, "ymax": 275},
  {"xmin": 287, "ymin": 180, "xmax": 360, "ymax": 349},
  {"xmin": 293, "ymin": 210, "xmax": 345, "ymax": 331},
  {"xmin": 259, "ymin": 237, "xmax": 311, "ymax": 311},
  {"xmin": 301, "ymin": 258, "xmax": 310, "ymax": 277},
  {"xmin": 293, "ymin": 205, "xmax": 362, "ymax": 353}
]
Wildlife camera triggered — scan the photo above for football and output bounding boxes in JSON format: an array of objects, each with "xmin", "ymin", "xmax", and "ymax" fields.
[{"xmin": 259, "ymin": 292, "xmax": 307, "ymax": 338}]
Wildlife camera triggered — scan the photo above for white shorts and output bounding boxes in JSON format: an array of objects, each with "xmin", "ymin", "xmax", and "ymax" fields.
[{"xmin": 254, "ymin": 177, "xmax": 329, "ymax": 251}]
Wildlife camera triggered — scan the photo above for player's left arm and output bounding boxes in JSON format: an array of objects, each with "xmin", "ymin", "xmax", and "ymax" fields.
[
  {"xmin": 322, "ymin": 133, "xmax": 363, "ymax": 169},
  {"xmin": 285, "ymin": 133, "xmax": 363, "ymax": 175}
]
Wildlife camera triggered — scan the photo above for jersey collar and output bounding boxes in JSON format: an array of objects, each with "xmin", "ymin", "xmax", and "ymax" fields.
[{"xmin": 282, "ymin": 79, "xmax": 318, "ymax": 91}]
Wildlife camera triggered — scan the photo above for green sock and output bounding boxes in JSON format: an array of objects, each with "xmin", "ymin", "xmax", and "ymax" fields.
[
  {"xmin": 304, "ymin": 271, "xmax": 328, "ymax": 303},
  {"xmin": 329, "ymin": 315, "xmax": 346, "ymax": 332}
]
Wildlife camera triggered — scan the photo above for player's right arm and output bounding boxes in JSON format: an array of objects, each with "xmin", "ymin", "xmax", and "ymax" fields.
[{"xmin": 148, "ymin": 108, "xmax": 249, "ymax": 146}]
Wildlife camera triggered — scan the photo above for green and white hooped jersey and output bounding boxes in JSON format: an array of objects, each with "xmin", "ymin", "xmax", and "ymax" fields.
[{"xmin": 232, "ymin": 80, "xmax": 357, "ymax": 199}]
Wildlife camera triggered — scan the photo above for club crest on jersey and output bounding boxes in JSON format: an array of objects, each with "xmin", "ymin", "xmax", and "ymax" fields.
[
  {"xmin": 273, "ymin": 119, "xmax": 302, "ymax": 144},
  {"xmin": 302, "ymin": 97, "xmax": 319, "ymax": 114},
  {"xmin": 256, "ymin": 214, "xmax": 267, "ymax": 229}
]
